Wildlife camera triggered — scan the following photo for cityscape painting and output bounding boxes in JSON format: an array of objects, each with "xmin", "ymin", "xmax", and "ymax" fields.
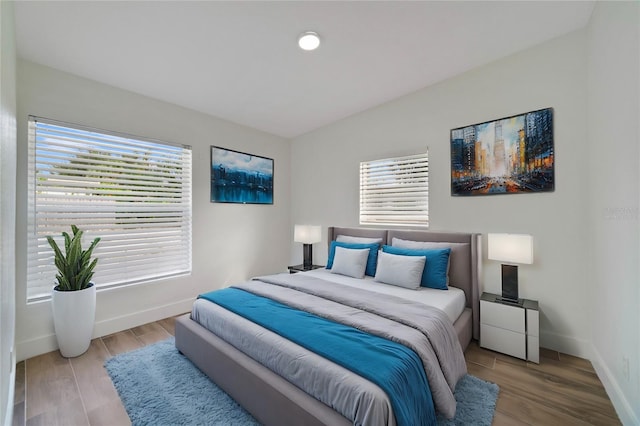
[
  {"xmin": 450, "ymin": 108, "xmax": 554, "ymax": 196},
  {"xmin": 211, "ymin": 146, "xmax": 274, "ymax": 204}
]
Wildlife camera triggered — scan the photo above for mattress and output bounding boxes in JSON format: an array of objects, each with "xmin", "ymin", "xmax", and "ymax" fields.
[{"xmin": 302, "ymin": 268, "xmax": 467, "ymax": 324}]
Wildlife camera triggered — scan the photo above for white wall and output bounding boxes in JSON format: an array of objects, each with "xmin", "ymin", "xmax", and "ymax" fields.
[
  {"xmin": 15, "ymin": 60, "xmax": 291, "ymax": 361},
  {"xmin": 292, "ymin": 30, "xmax": 590, "ymax": 356},
  {"xmin": 0, "ymin": 1, "xmax": 17, "ymax": 425},
  {"xmin": 587, "ymin": 2, "xmax": 640, "ymax": 424}
]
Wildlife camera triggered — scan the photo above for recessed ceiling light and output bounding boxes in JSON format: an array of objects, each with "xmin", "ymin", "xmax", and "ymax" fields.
[{"xmin": 298, "ymin": 32, "xmax": 320, "ymax": 51}]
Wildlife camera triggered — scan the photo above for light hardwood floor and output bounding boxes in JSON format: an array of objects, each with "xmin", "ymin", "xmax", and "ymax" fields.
[{"xmin": 13, "ymin": 316, "xmax": 621, "ymax": 426}]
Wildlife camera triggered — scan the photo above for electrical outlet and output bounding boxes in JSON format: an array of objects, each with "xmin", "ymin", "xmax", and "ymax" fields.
[{"xmin": 622, "ymin": 356, "xmax": 630, "ymax": 381}]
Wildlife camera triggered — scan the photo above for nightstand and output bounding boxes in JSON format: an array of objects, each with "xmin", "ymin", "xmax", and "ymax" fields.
[
  {"xmin": 287, "ymin": 264, "xmax": 324, "ymax": 274},
  {"xmin": 480, "ymin": 292, "xmax": 539, "ymax": 363}
]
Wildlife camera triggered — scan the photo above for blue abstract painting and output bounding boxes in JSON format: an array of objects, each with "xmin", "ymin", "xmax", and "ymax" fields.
[{"xmin": 211, "ymin": 146, "xmax": 273, "ymax": 204}]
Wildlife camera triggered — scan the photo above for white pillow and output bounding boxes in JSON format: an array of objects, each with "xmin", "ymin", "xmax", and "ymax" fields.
[
  {"xmin": 336, "ymin": 235, "xmax": 383, "ymax": 245},
  {"xmin": 374, "ymin": 251, "xmax": 426, "ymax": 290},
  {"xmin": 330, "ymin": 246, "xmax": 369, "ymax": 279}
]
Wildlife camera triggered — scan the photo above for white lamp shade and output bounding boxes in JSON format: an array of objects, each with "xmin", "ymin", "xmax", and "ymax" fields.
[
  {"xmin": 487, "ymin": 233, "xmax": 533, "ymax": 264},
  {"xmin": 294, "ymin": 225, "xmax": 322, "ymax": 244}
]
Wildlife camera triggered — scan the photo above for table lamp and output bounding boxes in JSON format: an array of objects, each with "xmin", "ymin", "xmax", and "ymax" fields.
[
  {"xmin": 487, "ymin": 233, "xmax": 533, "ymax": 305},
  {"xmin": 294, "ymin": 225, "xmax": 322, "ymax": 269}
]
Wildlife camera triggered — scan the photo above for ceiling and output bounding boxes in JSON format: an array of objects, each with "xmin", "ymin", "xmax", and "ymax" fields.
[{"xmin": 14, "ymin": 1, "xmax": 595, "ymax": 139}]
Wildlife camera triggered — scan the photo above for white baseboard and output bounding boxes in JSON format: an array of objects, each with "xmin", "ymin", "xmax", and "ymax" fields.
[
  {"xmin": 16, "ymin": 298, "xmax": 193, "ymax": 361},
  {"xmin": 590, "ymin": 345, "xmax": 639, "ymax": 426},
  {"xmin": 539, "ymin": 329, "xmax": 592, "ymax": 359},
  {"xmin": 16, "ymin": 334, "xmax": 57, "ymax": 363},
  {"xmin": 92, "ymin": 298, "xmax": 193, "ymax": 338},
  {"xmin": 2, "ymin": 384, "xmax": 14, "ymax": 426},
  {"xmin": 2, "ymin": 352, "xmax": 15, "ymax": 426}
]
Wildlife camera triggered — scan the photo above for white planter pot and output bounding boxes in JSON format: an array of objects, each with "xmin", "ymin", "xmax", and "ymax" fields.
[{"xmin": 52, "ymin": 283, "xmax": 96, "ymax": 358}]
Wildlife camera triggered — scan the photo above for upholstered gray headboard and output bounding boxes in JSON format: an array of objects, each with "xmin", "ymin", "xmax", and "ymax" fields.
[
  {"xmin": 327, "ymin": 227, "xmax": 388, "ymax": 246},
  {"xmin": 327, "ymin": 227, "xmax": 482, "ymax": 340}
]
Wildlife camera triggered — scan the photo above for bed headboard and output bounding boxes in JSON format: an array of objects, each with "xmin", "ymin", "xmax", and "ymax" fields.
[
  {"xmin": 327, "ymin": 226, "xmax": 482, "ymax": 340},
  {"xmin": 327, "ymin": 227, "xmax": 388, "ymax": 244}
]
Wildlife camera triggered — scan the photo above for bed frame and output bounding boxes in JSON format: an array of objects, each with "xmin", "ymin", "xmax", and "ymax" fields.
[{"xmin": 175, "ymin": 227, "xmax": 482, "ymax": 426}]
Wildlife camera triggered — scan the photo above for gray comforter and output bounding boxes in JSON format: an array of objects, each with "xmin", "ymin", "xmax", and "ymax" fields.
[{"xmin": 193, "ymin": 273, "xmax": 466, "ymax": 424}]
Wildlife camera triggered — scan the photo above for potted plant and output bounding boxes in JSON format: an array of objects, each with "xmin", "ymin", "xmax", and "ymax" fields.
[{"xmin": 47, "ymin": 225, "xmax": 101, "ymax": 358}]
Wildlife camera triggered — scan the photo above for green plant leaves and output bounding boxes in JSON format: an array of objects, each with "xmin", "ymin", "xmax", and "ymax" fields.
[{"xmin": 46, "ymin": 226, "xmax": 100, "ymax": 292}]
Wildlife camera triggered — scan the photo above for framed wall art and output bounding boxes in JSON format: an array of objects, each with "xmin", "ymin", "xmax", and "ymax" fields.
[
  {"xmin": 450, "ymin": 108, "xmax": 554, "ymax": 196},
  {"xmin": 210, "ymin": 146, "xmax": 274, "ymax": 204}
]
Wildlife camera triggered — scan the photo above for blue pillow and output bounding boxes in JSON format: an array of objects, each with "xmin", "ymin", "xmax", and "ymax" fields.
[
  {"xmin": 382, "ymin": 245, "xmax": 451, "ymax": 290},
  {"xmin": 327, "ymin": 241, "xmax": 380, "ymax": 277}
]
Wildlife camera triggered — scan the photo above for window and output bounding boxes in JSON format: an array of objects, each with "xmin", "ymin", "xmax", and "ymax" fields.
[
  {"xmin": 359, "ymin": 152, "xmax": 428, "ymax": 227},
  {"xmin": 27, "ymin": 116, "xmax": 192, "ymax": 301}
]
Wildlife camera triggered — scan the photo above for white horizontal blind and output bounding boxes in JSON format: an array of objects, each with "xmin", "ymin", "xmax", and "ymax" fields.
[
  {"xmin": 359, "ymin": 152, "xmax": 429, "ymax": 226},
  {"xmin": 27, "ymin": 117, "xmax": 192, "ymax": 301}
]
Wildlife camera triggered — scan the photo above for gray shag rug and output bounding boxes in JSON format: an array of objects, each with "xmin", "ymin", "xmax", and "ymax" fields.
[{"xmin": 105, "ymin": 338, "xmax": 499, "ymax": 426}]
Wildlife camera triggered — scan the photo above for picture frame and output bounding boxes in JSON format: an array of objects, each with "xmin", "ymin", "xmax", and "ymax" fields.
[
  {"xmin": 450, "ymin": 108, "xmax": 554, "ymax": 196},
  {"xmin": 210, "ymin": 146, "xmax": 274, "ymax": 204}
]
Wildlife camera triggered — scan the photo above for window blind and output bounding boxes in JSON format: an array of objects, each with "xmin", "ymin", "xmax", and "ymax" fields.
[
  {"xmin": 27, "ymin": 116, "xmax": 192, "ymax": 301},
  {"xmin": 359, "ymin": 152, "xmax": 428, "ymax": 226}
]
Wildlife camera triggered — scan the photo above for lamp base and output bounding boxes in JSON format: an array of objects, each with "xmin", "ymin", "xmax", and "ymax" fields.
[
  {"xmin": 501, "ymin": 264, "xmax": 519, "ymax": 302},
  {"xmin": 302, "ymin": 244, "xmax": 313, "ymax": 269}
]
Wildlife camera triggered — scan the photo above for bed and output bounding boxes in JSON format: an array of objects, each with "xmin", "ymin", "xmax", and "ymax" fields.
[{"xmin": 175, "ymin": 227, "xmax": 482, "ymax": 426}]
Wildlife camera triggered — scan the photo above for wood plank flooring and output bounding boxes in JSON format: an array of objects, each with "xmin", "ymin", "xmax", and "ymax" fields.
[{"xmin": 13, "ymin": 315, "xmax": 620, "ymax": 425}]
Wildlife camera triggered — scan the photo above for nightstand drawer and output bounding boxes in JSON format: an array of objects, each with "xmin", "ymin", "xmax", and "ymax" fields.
[
  {"xmin": 481, "ymin": 324, "xmax": 526, "ymax": 359},
  {"xmin": 480, "ymin": 300, "xmax": 525, "ymax": 333}
]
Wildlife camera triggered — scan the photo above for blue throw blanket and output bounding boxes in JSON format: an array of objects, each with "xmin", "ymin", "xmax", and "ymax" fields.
[{"xmin": 199, "ymin": 287, "xmax": 436, "ymax": 426}]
